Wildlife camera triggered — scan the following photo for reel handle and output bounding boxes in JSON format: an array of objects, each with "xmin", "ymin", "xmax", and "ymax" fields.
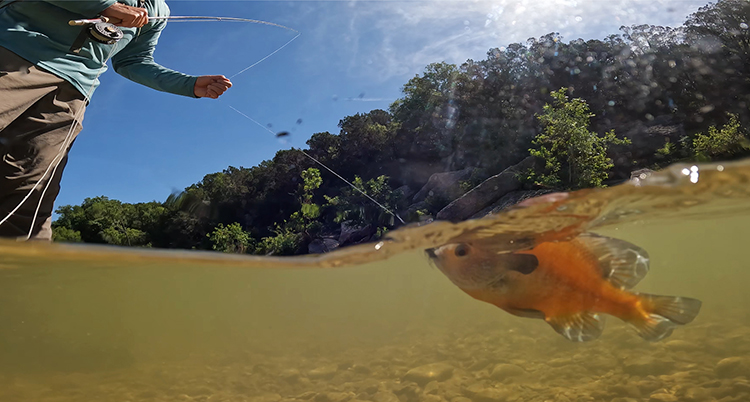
[{"xmin": 68, "ymin": 16, "xmax": 112, "ymax": 26}]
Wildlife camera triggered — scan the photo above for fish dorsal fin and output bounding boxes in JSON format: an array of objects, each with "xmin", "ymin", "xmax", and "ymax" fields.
[
  {"xmin": 577, "ymin": 233, "xmax": 650, "ymax": 289},
  {"xmin": 546, "ymin": 312, "xmax": 606, "ymax": 342}
]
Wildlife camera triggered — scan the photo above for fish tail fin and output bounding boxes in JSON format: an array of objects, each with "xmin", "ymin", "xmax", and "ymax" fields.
[{"xmin": 630, "ymin": 293, "xmax": 702, "ymax": 341}]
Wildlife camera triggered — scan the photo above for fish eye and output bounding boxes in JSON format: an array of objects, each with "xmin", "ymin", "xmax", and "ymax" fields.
[{"xmin": 454, "ymin": 244, "xmax": 469, "ymax": 257}]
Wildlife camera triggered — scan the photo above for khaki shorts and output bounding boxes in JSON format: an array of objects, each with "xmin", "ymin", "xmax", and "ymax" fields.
[{"xmin": 0, "ymin": 46, "xmax": 87, "ymax": 241}]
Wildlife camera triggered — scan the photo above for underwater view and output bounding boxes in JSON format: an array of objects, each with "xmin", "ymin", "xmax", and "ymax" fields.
[
  {"xmin": 2, "ymin": 160, "xmax": 750, "ymax": 402},
  {"xmin": 2, "ymin": 0, "xmax": 750, "ymax": 401}
]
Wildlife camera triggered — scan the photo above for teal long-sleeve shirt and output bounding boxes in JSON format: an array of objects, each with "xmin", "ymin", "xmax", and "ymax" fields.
[{"xmin": 0, "ymin": 0, "xmax": 197, "ymax": 100}]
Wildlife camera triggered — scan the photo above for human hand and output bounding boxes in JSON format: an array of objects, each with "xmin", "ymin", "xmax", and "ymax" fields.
[
  {"xmin": 100, "ymin": 3, "xmax": 149, "ymax": 28},
  {"xmin": 194, "ymin": 75, "xmax": 233, "ymax": 99}
]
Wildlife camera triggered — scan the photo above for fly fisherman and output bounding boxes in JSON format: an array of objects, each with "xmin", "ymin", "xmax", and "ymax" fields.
[{"xmin": 0, "ymin": 0, "xmax": 233, "ymax": 240}]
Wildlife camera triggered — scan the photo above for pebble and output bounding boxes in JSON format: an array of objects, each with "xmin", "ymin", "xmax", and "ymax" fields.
[
  {"xmin": 464, "ymin": 384, "xmax": 510, "ymax": 402},
  {"xmin": 623, "ymin": 356, "xmax": 675, "ymax": 376},
  {"xmin": 281, "ymin": 369, "xmax": 302, "ymax": 382},
  {"xmin": 715, "ymin": 357, "xmax": 750, "ymax": 379},
  {"xmin": 664, "ymin": 340, "xmax": 697, "ymax": 352},
  {"xmin": 308, "ymin": 365, "xmax": 339, "ymax": 380},
  {"xmin": 649, "ymin": 393, "xmax": 678, "ymax": 402},
  {"xmin": 489, "ymin": 364, "xmax": 526, "ymax": 381},
  {"xmin": 371, "ymin": 391, "xmax": 399, "ymax": 402},
  {"xmin": 403, "ymin": 363, "xmax": 455, "ymax": 385},
  {"xmin": 682, "ymin": 387, "xmax": 713, "ymax": 402}
]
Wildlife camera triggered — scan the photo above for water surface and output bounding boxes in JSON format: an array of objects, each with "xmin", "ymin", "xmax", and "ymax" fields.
[{"xmin": 1, "ymin": 161, "xmax": 749, "ymax": 402}]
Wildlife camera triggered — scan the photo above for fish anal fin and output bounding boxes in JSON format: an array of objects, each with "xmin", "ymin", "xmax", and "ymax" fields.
[
  {"xmin": 578, "ymin": 233, "xmax": 650, "ymax": 289},
  {"xmin": 505, "ymin": 307, "xmax": 545, "ymax": 319},
  {"xmin": 630, "ymin": 293, "xmax": 702, "ymax": 341},
  {"xmin": 546, "ymin": 311, "xmax": 605, "ymax": 342}
]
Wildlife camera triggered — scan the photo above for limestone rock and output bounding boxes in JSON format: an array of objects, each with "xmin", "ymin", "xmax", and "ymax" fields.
[
  {"xmin": 338, "ymin": 222, "xmax": 373, "ymax": 245},
  {"xmin": 436, "ymin": 156, "xmax": 540, "ymax": 221},
  {"xmin": 307, "ymin": 238, "xmax": 340, "ymax": 254},
  {"xmin": 412, "ymin": 168, "xmax": 475, "ymax": 204}
]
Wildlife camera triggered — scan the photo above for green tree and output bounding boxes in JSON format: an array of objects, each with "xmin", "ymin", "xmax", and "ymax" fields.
[
  {"xmin": 287, "ymin": 168, "xmax": 323, "ymax": 235},
  {"xmin": 207, "ymin": 222, "xmax": 253, "ymax": 253},
  {"xmin": 692, "ymin": 113, "xmax": 749, "ymax": 161},
  {"xmin": 528, "ymin": 88, "xmax": 631, "ymax": 189}
]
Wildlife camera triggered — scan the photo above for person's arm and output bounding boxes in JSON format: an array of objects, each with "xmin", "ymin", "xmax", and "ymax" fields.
[
  {"xmin": 111, "ymin": 20, "xmax": 199, "ymax": 98},
  {"xmin": 43, "ymin": 1, "xmax": 148, "ymax": 28},
  {"xmin": 42, "ymin": 0, "xmax": 117, "ymax": 16},
  {"xmin": 112, "ymin": 21, "xmax": 232, "ymax": 98}
]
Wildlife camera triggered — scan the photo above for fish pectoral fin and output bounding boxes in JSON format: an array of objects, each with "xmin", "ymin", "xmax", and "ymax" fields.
[
  {"xmin": 630, "ymin": 293, "xmax": 703, "ymax": 341},
  {"xmin": 546, "ymin": 312, "xmax": 606, "ymax": 342},
  {"xmin": 577, "ymin": 233, "xmax": 649, "ymax": 289}
]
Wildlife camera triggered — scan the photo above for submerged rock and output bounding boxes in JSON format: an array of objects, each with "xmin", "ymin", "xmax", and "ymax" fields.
[
  {"xmin": 464, "ymin": 384, "xmax": 510, "ymax": 402},
  {"xmin": 371, "ymin": 391, "xmax": 399, "ymax": 402},
  {"xmin": 308, "ymin": 364, "xmax": 339, "ymax": 380},
  {"xmin": 314, "ymin": 392, "xmax": 355, "ymax": 402},
  {"xmin": 489, "ymin": 364, "xmax": 526, "ymax": 381},
  {"xmin": 403, "ymin": 362, "xmax": 454, "ymax": 386},
  {"xmin": 623, "ymin": 356, "xmax": 675, "ymax": 376},
  {"xmin": 281, "ymin": 368, "xmax": 301, "ymax": 382},
  {"xmin": 648, "ymin": 393, "xmax": 678, "ymax": 402},
  {"xmin": 714, "ymin": 357, "xmax": 750, "ymax": 379}
]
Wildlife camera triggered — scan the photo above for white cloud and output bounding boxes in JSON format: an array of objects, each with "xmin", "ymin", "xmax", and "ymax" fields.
[{"xmin": 291, "ymin": 0, "xmax": 708, "ymax": 83}]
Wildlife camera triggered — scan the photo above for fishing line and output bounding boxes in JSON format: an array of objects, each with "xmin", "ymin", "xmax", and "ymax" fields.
[
  {"xmin": 0, "ymin": 44, "xmax": 119, "ymax": 240},
  {"xmin": 227, "ymin": 106, "xmax": 406, "ymax": 225}
]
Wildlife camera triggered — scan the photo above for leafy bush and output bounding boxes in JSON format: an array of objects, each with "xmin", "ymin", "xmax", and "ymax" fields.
[
  {"xmin": 257, "ymin": 223, "xmax": 300, "ymax": 256},
  {"xmin": 207, "ymin": 222, "xmax": 253, "ymax": 253},
  {"xmin": 527, "ymin": 88, "xmax": 631, "ymax": 189},
  {"xmin": 692, "ymin": 113, "xmax": 749, "ymax": 161},
  {"xmin": 52, "ymin": 226, "xmax": 82, "ymax": 243}
]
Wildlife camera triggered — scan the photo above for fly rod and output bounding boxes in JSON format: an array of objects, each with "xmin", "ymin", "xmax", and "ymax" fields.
[{"xmin": 69, "ymin": 16, "xmax": 298, "ymax": 33}]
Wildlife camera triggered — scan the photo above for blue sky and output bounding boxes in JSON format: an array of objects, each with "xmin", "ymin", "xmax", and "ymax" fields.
[{"xmin": 56, "ymin": 0, "xmax": 709, "ymax": 209}]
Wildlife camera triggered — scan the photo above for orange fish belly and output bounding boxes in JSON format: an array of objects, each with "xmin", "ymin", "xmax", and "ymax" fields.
[{"xmin": 497, "ymin": 240, "xmax": 644, "ymax": 323}]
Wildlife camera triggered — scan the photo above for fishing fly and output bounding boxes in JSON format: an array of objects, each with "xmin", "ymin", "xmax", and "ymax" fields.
[{"xmin": 1, "ymin": 11, "xmax": 404, "ymax": 240}]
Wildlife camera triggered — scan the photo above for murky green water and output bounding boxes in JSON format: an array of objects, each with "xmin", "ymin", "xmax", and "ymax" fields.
[{"xmin": 1, "ymin": 161, "xmax": 750, "ymax": 402}]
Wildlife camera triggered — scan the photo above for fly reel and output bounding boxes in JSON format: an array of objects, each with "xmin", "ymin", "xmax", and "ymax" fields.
[{"xmin": 69, "ymin": 17, "xmax": 124, "ymax": 54}]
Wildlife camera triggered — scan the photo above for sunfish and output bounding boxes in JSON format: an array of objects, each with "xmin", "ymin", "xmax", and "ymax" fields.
[{"xmin": 426, "ymin": 234, "xmax": 702, "ymax": 342}]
